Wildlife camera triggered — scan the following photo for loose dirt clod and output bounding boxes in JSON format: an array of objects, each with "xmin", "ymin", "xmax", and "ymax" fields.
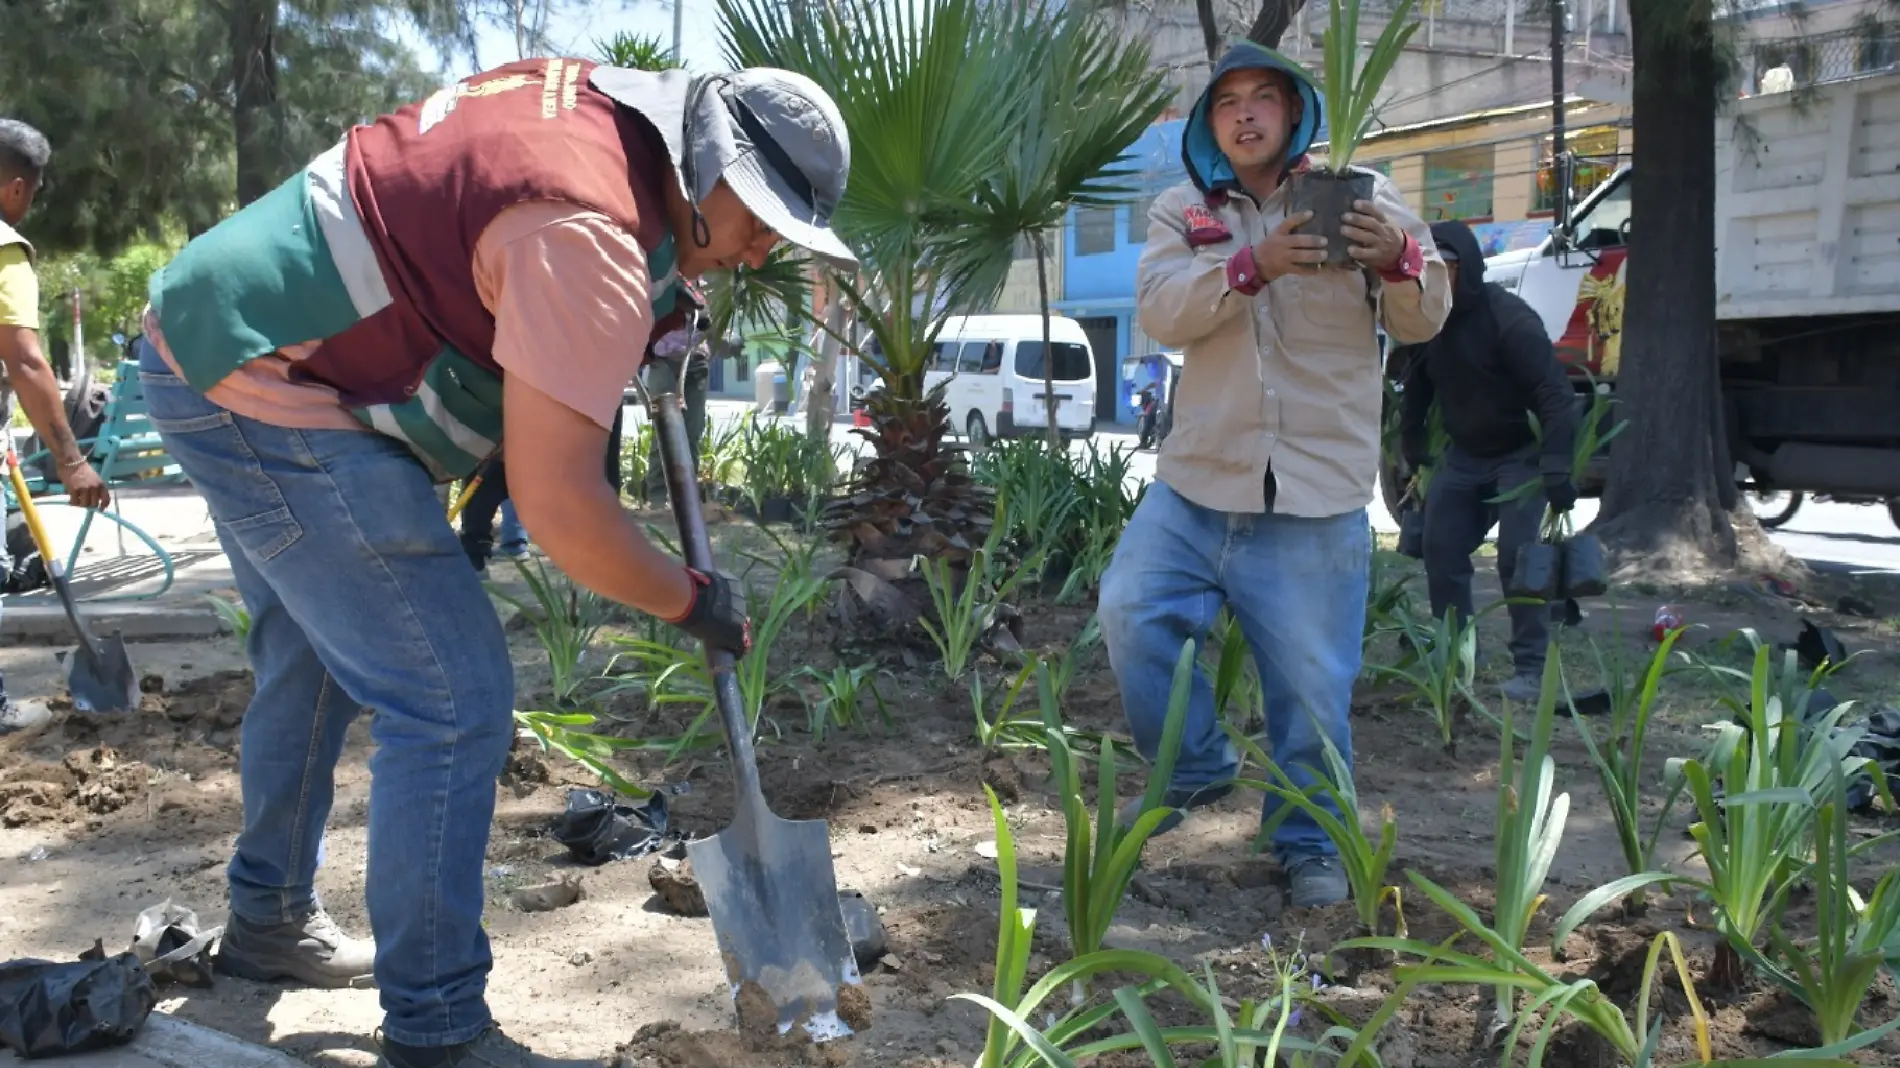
[
  {"xmin": 835, "ymin": 981, "xmax": 872, "ymax": 1033},
  {"xmin": 0, "ymin": 746, "xmax": 142, "ymax": 826},
  {"xmin": 648, "ymin": 859, "xmax": 707, "ymax": 916},
  {"xmin": 733, "ymin": 980, "xmax": 779, "ymax": 1037},
  {"xmin": 511, "ymin": 875, "xmax": 583, "ymax": 912}
]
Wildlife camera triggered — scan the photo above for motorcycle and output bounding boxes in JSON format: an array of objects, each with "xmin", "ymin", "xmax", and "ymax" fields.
[{"xmin": 1134, "ymin": 385, "xmax": 1161, "ymax": 449}]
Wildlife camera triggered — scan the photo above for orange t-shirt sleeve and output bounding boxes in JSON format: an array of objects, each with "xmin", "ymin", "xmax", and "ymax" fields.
[{"xmin": 474, "ymin": 202, "xmax": 654, "ymax": 430}]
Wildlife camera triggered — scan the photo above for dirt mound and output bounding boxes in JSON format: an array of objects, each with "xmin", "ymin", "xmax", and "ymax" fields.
[
  {"xmin": 614, "ymin": 1021, "xmax": 857, "ymax": 1068},
  {"xmin": 141, "ymin": 670, "xmax": 254, "ymax": 732},
  {"xmin": 0, "ymin": 670, "xmax": 256, "ymax": 828},
  {"xmin": 0, "ymin": 745, "xmax": 142, "ymax": 827}
]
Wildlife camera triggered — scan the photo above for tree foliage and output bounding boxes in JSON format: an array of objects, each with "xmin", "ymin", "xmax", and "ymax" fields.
[{"xmin": 0, "ymin": 0, "xmax": 470, "ymax": 256}]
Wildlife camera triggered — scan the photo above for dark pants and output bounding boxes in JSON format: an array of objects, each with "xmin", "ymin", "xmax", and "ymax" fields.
[
  {"xmin": 1421, "ymin": 443, "xmax": 1556, "ymax": 679},
  {"xmin": 643, "ymin": 354, "xmax": 708, "ymax": 502},
  {"xmin": 459, "ymin": 405, "xmax": 626, "ymax": 568}
]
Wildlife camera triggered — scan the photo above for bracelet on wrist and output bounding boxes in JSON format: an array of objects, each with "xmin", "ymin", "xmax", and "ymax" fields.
[{"xmin": 59, "ymin": 456, "xmax": 90, "ymax": 471}]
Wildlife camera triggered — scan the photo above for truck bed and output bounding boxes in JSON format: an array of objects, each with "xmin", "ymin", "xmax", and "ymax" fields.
[{"xmin": 1716, "ymin": 70, "xmax": 1900, "ymax": 321}]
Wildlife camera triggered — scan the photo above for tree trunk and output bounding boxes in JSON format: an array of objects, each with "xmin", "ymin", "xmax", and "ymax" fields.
[
  {"xmin": 1246, "ymin": 0, "xmax": 1309, "ymax": 50},
  {"xmin": 806, "ymin": 293, "xmax": 845, "ymax": 438},
  {"xmin": 1193, "ymin": 0, "xmax": 1222, "ymax": 62},
  {"xmin": 1035, "ymin": 232, "xmax": 1060, "ymax": 448},
  {"xmin": 230, "ymin": 0, "xmax": 280, "ymax": 207},
  {"xmin": 1589, "ymin": 2, "xmax": 1730, "ymax": 576}
]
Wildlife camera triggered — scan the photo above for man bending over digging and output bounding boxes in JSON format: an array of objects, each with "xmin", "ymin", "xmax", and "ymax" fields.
[
  {"xmin": 138, "ymin": 60, "xmax": 853, "ymax": 1068},
  {"xmin": 1102, "ymin": 42, "xmax": 1449, "ymax": 909}
]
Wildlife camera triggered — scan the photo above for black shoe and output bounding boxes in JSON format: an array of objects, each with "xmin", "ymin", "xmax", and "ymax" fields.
[
  {"xmin": 378, "ymin": 1025, "xmax": 605, "ymax": 1067},
  {"xmin": 1115, "ymin": 783, "xmax": 1234, "ymax": 837}
]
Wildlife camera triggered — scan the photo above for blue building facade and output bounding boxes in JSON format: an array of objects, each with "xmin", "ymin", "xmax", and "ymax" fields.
[{"xmin": 1055, "ymin": 118, "xmax": 1187, "ymax": 424}]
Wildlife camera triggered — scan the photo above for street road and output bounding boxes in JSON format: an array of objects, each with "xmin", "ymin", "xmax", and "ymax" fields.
[{"xmin": 649, "ymin": 399, "xmax": 1900, "ymax": 576}]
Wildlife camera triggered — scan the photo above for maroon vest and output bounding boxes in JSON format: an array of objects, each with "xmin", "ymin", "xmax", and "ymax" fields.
[{"xmin": 300, "ymin": 58, "xmax": 686, "ymax": 406}]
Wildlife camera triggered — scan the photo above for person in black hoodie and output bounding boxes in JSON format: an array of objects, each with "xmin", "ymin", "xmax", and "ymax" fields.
[{"xmin": 1397, "ymin": 219, "xmax": 1577, "ymax": 701}]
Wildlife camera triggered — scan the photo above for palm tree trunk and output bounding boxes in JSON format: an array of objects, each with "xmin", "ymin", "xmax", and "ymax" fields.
[
  {"xmin": 806, "ymin": 293, "xmax": 846, "ymax": 438},
  {"xmin": 1035, "ymin": 231, "xmax": 1059, "ymax": 448}
]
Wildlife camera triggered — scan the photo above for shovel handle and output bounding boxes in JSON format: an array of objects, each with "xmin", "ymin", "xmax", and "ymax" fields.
[
  {"xmin": 647, "ymin": 389, "xmax": 763, "ymax": 804},
  {"xmin": 5, "ymin": 445, "xmax": 60, "ymax": 572}
]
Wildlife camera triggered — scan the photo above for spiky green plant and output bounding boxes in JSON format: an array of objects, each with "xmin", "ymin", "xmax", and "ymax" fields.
[{"xmin": 1317, "ymin": 0, "xmax": 1421, "ymax": 170}]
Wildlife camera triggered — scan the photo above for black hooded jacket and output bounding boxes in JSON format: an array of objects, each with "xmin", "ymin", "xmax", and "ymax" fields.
[{"xmin": 1397, "ymin": 220, "xmax": 1576, "ymax": 469}]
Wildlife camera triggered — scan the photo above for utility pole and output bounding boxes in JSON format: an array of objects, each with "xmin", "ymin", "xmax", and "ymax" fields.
[
  {"xmin": 673, "ymin": 0, "xmax": 685, "ymax": 63},
  {"xmin": 1549, "ymin": 0, "xmax": 1569, "ymax": 236}
]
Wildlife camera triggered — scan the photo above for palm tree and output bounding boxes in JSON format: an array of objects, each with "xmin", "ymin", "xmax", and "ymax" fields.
[
  {"xmin": 720, "ymin": 0, "xmax": 1166, "ymax": 560},
  {"xmin": 931, "ymin": 13, "xmax": 1171, "ymax": 444}
]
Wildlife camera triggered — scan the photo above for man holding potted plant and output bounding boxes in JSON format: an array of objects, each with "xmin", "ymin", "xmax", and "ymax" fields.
[
  {"xmin": 1102, "ymin": 41, "xmax": 1449, "ymax": 909},
  {"xmin": 1396, "ymin": 219, "xmax": 1579, "ymax": 703}
]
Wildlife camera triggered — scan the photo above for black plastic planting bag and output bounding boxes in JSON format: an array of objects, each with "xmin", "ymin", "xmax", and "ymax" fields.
[
  {"xmin": 554, "ymin": 788, "xmax": 673, "ymax": 866},
  {"xmin": 0, "ymin": 948, "xmax": 156, "ymax": 1058},
  {"xmin": 1508, "ymin": 541, "xmax": 1561, "ymax": 601},
  {"xmin": 1559, "ymin": 532, "xmax": 1609, "ymax": 599},
  {"xmin": 1396, "ymin": 506, "xmax": 1425, "ymax": 560}
]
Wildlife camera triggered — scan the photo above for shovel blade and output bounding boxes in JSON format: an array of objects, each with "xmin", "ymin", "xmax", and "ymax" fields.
[
  {"xmin": 68, "ymin": 632, "xmax": 139, "ymax": 714},
  {"xmin": 688, "ymin": 810, "xmax": 861, "ymax": 1042}
]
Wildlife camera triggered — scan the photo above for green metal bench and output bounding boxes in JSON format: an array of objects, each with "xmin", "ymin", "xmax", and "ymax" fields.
[{"xmin": 8, "ymin": 371, "xmax": 187, "ymax": 601}]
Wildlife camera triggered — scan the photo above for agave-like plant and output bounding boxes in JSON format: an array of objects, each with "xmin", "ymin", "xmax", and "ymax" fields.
[{"xmin": 593, "ymin": 30, "xmax": 684, "ymax": 71}]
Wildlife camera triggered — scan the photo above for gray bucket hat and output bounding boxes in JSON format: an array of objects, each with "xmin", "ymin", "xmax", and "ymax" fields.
[{"xmin": 590, "ymin": 65, "xmax": 856, "ymax": 268}]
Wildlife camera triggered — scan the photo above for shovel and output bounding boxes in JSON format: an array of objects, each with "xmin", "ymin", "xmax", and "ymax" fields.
[
  {"xmin": 3, "ymin": 445, "xmax": 138, "ymax": 713},
  {"xmin": 646, "ymin": 385, "xmax": 862, "ymax": 1042}
]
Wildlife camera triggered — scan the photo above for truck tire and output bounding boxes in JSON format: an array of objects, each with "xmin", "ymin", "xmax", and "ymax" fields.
[{"xmin": 1749, "ymin": 489, "xmax": 1803, "ymax": 529}]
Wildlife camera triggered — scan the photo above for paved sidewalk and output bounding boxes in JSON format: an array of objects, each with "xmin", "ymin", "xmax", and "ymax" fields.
[
  {"xmin": 0, "ymin": 1013, "xmax": 304, "ymax": 1068},
  {"xmin": 1, "ymin": 487, "xmax": 233, "ymax": 644}
]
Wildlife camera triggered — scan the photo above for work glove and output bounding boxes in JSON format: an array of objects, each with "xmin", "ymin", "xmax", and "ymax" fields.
[
  {"xmin": 1543, "ymin": 473, "xmax": 1579, "ymax": 514},
  {"xmin": 666, "ymin": 567, "xmax": 751, "ymax": 655}
]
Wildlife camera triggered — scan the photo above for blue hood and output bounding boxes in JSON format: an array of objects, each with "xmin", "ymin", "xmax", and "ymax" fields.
[{"xmin": 1182, "ymin": 41, "xmax": 1324, "ymax": 195}]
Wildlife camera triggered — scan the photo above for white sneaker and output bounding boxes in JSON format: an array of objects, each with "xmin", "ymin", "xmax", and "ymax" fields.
[{"xmin": 0, "ymin": 698, "xmax": 52, "ymax": 734}]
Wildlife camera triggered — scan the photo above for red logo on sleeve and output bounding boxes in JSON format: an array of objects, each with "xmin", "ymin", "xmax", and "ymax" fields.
[{"xmin": 1183, "ymin": 204, "xmax": 1234, "ymax": 247}]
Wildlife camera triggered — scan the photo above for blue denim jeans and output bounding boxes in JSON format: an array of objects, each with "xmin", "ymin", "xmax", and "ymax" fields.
[
  {"xmin": 137, "ymin": 341, "xmax": 513, "ymax": 1048},
  {"xmin": 1099, "ymin": 480, "xmax": 1370, "ymax": 862},
  {"xmin": 497, "ymin": 500, "xmax": 526, "ymax": 553}
]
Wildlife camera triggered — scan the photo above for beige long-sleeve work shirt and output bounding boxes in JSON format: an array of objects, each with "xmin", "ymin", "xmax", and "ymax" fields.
[{"xmin": 1136, "ymin": 171, "xmax": 1450, "ymax": 517}]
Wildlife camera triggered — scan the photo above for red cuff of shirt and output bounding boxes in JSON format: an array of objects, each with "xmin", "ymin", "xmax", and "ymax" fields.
[
  {"xmin": 1227, "ymin": 246, "xmax": 1266, "ymax": 296},
  {"xmin": 1378, "ymin": 232, "xmax": 1425, "ymax": 284}
]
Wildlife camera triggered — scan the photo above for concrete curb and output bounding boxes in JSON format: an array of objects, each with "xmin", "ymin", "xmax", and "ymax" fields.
[
  {"xmin": 1, "ymin": 1012, "xmax": 306, "ymax": 1067},
  {"xmin": 0, "ymin": 604, "xmax": 227, "ymax": 644}
]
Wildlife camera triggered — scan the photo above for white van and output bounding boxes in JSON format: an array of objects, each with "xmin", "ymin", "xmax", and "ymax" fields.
[{"xmin": 925, "ymin": 314, "xmax": 1098, "ymax": 446}]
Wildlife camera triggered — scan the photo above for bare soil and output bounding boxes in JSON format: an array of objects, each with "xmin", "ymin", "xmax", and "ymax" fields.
[{"xmin": 3, "ymin": 525, "xmax": 1898, "ymax": 1068}]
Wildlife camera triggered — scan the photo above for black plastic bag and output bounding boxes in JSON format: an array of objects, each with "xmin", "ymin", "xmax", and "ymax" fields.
[
  {"xmin": 0, "ymin": 947, "xmax": 156, "ymax": 1058},
  {"xmin": 1508, "ymin": 541, "xmax": 1560, "ymax": 601},
  {"xmin": 837, "ymin": 889, "xmax": 888, "ymax": 968},
  {"xmin": 1396, "ymin": 506, "xmax": 1424, "ymax": 560},
  {"xmin": 1559, "ymin": 533, "xmax": 1609, "ymax": 599},
  {"xmin": 130, "ymin": 901, "xmax": 222, "ymax": 987},
  {"xmin": 553, "ymin": 788, "xmax": 674, "ymax": 866},
  {"xmin": 1795, "ymin": 618, "xmax": 1848, "ymax": 672}
]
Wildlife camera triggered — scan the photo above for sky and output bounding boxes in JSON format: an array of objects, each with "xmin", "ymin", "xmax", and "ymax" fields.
[{"xmin": 402, "ymin": 0, "xmax": 731, "ymax": 83}]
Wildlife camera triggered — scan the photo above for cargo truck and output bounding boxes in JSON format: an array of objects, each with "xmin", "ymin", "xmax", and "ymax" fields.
[{"xmin": 1383, "ymin": 68, "xmax": 1900, "ymax": 530}]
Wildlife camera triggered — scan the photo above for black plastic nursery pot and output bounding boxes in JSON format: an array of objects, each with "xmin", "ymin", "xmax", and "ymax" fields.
[{"xmin": 1287, "ymin": 168, "xmax": 1378, "ymax": 270}]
